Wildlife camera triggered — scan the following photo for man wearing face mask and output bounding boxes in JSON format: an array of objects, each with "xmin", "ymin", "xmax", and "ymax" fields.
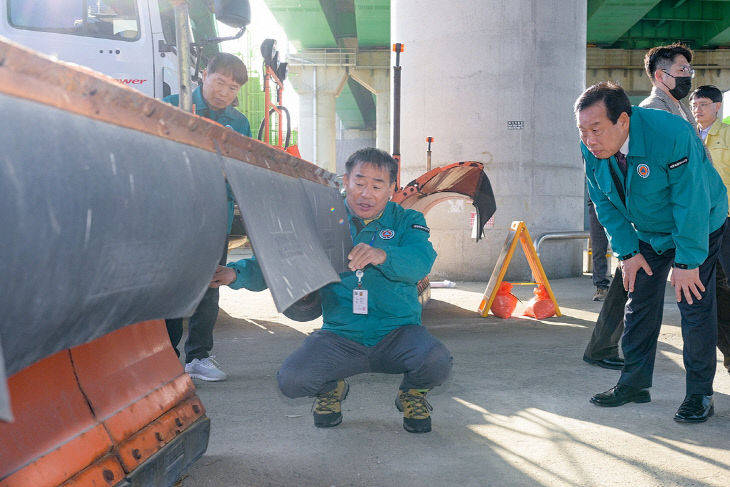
[{"xmin": 639, "ymin": 43, "xmax": 696, "ymax": 123}]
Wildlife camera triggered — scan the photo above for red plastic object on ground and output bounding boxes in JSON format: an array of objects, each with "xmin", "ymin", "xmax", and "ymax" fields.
[
  {"xmin": 490, "ymin": 282, "xmax": 519, "ymax": 318},
  {"xmin": 523, "ymin": 284, "xmax": 557, "ymax": 319}
]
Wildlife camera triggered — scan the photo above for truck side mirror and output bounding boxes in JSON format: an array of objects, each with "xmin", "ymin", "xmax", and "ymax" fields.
[{"xmin": 215, "ymin": 0, "xmax": 251, "ymax": 29}]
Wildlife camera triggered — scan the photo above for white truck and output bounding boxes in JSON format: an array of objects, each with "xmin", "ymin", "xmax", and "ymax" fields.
[{"xmin": 0, "ymin": 0, "xmax": 247, "ymax": 99}]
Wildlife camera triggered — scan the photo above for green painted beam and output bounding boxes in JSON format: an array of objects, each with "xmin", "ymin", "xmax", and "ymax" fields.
[
  {"xmin": 602, "ymin": 0, "xmax": 730, "ymax": 49},
  {"xmin": 587, "ymin": 0, "xmax": 662, "ymax": 46},
  {"xmin": 264, "ymin": 1, "xmax": 389, "ymax": 49},
  {"xmin": 354, "ymin": 0, "xmax": 389, "ymax": 48},
  {"xmin": 700, "ymin": 4, "xmax": 730, "ymax": 45},
  {"xmin": 265, "ymin": 0, "xmax": 337, "ymax": 49},
  {"xmin": 263, "ymin": 1, "xmax": 385, "ymax": 130},
  {"xmin": 320, "ymin": 0, "xmax": 357, "ymax": 42},
  {"xmin": 347, "ymin": 77, "xmax": 376, "ymax": 129},
  {"xmin": 267, "ymin": 0, "xmax": 730, "ymax": 130},
  {"xmin": 336, "ymin": 81, "xmax": 366, "ymax": 129}
]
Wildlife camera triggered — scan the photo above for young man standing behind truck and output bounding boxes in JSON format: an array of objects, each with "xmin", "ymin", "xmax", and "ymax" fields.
[{"xmin": 164, "ymin": 52, "xmax": 252, "ymax": 381}]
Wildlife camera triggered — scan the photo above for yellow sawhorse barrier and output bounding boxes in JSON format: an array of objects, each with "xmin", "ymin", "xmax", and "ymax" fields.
[{"xmin": 478, "ymin": 221, "xmax": 562, "ymax": 318}]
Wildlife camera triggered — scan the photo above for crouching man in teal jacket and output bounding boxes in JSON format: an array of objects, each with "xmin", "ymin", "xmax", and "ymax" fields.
[
  {"xmin": 576, "ymin": 82, "xmax": 728, "ymax": 423},
  {"xmin": 210, "ymin": 148, "xmax": 453, "ymax": 433}
]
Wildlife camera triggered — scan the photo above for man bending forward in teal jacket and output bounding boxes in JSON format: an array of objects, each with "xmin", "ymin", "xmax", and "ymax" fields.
[{"xmin": 210, "ymin": 148, "xmax": 453, "ymax": 433}]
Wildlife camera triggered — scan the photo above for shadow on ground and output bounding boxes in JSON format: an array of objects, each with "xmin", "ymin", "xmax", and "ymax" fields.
[{"xmin": 178, "ymin": 277, "xmax": 730, "ymax": 487}]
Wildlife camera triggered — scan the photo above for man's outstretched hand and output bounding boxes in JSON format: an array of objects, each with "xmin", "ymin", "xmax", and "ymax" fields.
[
  {"xmin": 347, "ymin": 243, "xmax": 386, "ymax": 271},
  {"xmin": 210, "ymin": 265, "xmax": 236, "ymax": 288}
]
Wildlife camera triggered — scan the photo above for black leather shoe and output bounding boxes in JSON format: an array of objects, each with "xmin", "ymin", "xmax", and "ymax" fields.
[
  {"xmin": 583, "ymin": 355, "xmax": 624, "ymax": 370},
  {"xmin": 674, "ymin": 394, "xmax": 714, "ymax": 423},
  {"xmin": 590, "ymin": 384, "xmax": 651, "ymax": 407}
]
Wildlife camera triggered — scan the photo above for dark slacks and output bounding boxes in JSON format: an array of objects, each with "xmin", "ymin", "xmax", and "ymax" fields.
[
  {"xmin": 166, "ymin": 241, "xmax": 228, "ymax": 363},
  {"xmin": 277, "ymin": 325, "xmax": 453, "ymax": 398},
  {"xmin": 715, "ymin": 218, "xmax": 730, "ymax": 372},
  {"xmin": 584, "ymin": 266, "xmax": 626, "ymax": 360},
  {"xmin": 588, "ymin": 201, "xmax": 610, "ymax": 289},
  {"xmin": 587, "ymin": 226, "xmax": 730, "ymax": 368},
  {"xmin": 619, "ymin": 226, "xmax": 723, "ymax": 395}
]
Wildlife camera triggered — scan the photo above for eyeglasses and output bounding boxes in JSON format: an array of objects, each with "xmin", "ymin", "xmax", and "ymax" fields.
[
  {"xmin": 690, "ymin": 102, "xmax": 715, "ymax": 110},
  {"xmin": 663, "ymin": 65, "xmax": 695, "ymax": 78}
]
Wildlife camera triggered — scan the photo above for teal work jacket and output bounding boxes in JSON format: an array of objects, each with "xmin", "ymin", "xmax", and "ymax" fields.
[
  {"xmin": 583, "ymin": 106, "xmax": 728, "ymax": 269},
  {"xmin": 163, "ymin": 86, "xmax": 252, "ymax": 231},
  {"xmin": 163, "ymin": 86, "xmax": 252, "ymax": 137},
  {"xmin": 227, "ymin": 201, "xmax": 437, "ymax": 346}
]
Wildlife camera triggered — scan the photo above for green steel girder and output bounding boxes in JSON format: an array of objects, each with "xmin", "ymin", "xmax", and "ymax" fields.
[
  {"xmin": 264, "ymin": 0, "xmax": 389, "ymax": 50},
  {"xmin": 589, "ymin": 0, "xmax": 730, "ymax": 49},
  {"xmin": 587, "ymin": 0, "xmax": 662, "ymax": 46},
  {"xmin": 265, "ymin": 0, "xmax": 730, "ymax": 130},
  {"xmin": 265, "ymin": 0, "xmax": 337, "ymax": 49},
  {"xmin": 335, "ymin": 82, "xmax": 362, "ymax": 129},
  {"xmin": 264, "ymin": 0, "xmax": 389, "ymax": 130},
  {"xmin": 354, "ymin": 0, "xmax": 389, "ymax": 48},
  {"xmin": 339, "ymin": 77, "xmax": 376, "ymax": 130},
  {"xmin": 320, "ymin": 0, "xmax": 357, "ymax": 43},
  {"xmin": 699, "ymin": 2, "xmax": 730, "ymax": 45}
]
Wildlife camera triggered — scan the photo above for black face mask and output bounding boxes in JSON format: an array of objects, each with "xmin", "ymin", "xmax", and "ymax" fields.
[{"xmin": 666, "ymin": 76, "xmax": 692, "ymax": 100}]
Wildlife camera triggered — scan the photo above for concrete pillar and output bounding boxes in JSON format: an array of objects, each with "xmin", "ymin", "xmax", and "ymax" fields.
[
  {"xmin": 288, "ymin": 65, "xmax": 348, "ymax": 172},
  {"xmin": 349, "ymin": 51, "xmax": 391, "ymax": 152},
  {"xmin": 393, "ymin": 1, "xmax": 587, "ymax": 280}
]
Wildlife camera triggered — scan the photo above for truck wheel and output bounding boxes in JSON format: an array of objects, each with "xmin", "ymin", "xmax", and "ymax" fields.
[{"xmin": 282, "ymin": 292, "xmax": 322, "ymax": 322}]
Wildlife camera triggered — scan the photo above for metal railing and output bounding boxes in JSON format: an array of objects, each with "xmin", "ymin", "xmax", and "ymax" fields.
[
  {"xmin": 288, "ymin": 48, "xmax": 357, "ymax": 67},
  {"xmin": 533, "ymin": 231, "xmax": 590, "ymax": 258}
]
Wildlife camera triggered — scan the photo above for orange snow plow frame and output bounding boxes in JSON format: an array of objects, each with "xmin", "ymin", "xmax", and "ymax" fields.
[
  {"xmin": 392, "ymin": 160, "xmax": 496, "ymax": 241},
  {"xmin": 0, "ymin": 321, "xmax": 207, "ymax": 487}
]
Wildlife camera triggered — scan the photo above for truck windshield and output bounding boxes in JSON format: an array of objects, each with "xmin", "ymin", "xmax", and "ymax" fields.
[{"xmin": 8, "ymin": 0, "xmax": 140, "ymax": 41}]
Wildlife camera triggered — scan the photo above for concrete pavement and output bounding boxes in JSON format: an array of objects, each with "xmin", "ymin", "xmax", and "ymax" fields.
[{"xmin": 179, "ymin": 274, "xmax": 730, "ymax": 487}]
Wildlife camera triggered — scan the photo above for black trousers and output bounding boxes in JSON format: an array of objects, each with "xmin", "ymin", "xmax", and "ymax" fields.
[
  {"xmin": 588, "ymin": 201, "xmax": 610, "ymax": 289},
  {"xmin": 166, "ymin": 240, "xmax": 228, "ymax": 363},
  {"xmin": 584, "ymin": 266, "xmax": 626, "ymax": 360},
  {"xmin": 715, "ymin": 219, "xmax": 730, "ymax": 372},
  {"xmin": 586, "ymin": 218, "xmax": 730, "ymax": 370},
  {"xmin": 618, "ymin": 226, "xmax": 723, "ymax": 395}
]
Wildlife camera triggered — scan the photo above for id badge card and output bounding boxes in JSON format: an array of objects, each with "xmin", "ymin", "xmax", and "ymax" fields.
[
  {"xmin": 353, "ymin": 270, "xmax": 368, "ymax": 314},
  {"xmin": 353, "ymin": 289, "xmax": 368, "ymax": 314}
]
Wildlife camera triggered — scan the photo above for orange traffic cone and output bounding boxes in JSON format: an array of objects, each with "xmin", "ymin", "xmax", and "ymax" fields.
[
  {"xmin": 490, "ymin": 282, "xmax": 519, "ymax": 318},
  {"xmin": 523, "ymin": 284, "xmax": 556, "ymax": 319}
]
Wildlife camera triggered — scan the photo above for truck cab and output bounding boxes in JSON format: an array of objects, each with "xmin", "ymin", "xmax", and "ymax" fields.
[{"xmin": 0, "ymin": 0, "xmax": 207, "ymax": 99}]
